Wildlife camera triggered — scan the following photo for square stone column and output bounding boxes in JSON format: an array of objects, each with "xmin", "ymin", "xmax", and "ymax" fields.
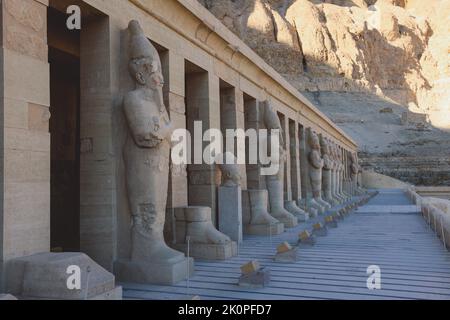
[
  {"xmin": 280, "ymin": 113, "xmax": 292, "ymax": 202},
  {"xmin": 289, "ymin": 121, "xmax": 302, "ymax": 202},
  {"xmin": 244, "ymin": 99, "xmax": 266, "ymax": 190},
  {"xmin": 163, "ymin": 52, "xmax": 189, "ymax": 209},
  {"xmin": 186, "ymin": 72, "xmax": 221, "ymax": 226},
  {"xmin": 220, "ymin": 87, "xmax": 247, "ymax": 190},
  {"xmin": 79, "ymin": 16, "xmax": 117, "ymax": 271},
  {"xmin": 299, "ymin": 126, "xmax": 312, "ymax": 200},
  {"xmin": 162, "ymin": 52, "xmax": 189, "ymax": 245},
  {"xmin": 0, "ymin": 0, "xmax": 51, "ymax": 289},
  {"xmin": 218, "ymin": 185, "xmax": 243, "ymax": 244}
]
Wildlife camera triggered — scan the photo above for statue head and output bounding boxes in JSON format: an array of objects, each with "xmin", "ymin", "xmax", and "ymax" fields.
[
  {"xmin": 308, "ymin": 130, "xmax": 320, "ymax": 151},
  {"xmin": 262, "ymin": 100, "xmax": 285, "ymax": 147},
  {"xmin": 263, "ymin": 101, "xmax": 281, "ymax": 130},
  {"xmin": 320, "ymin": 136, "xmax": 330, "ymax": 155},
  {"xmin": 128, "ymin": 20, "xmax": 164, "ymax": 90},
  {"xmin": 338, "ymin": 147, "xmax": 342, "ymax": 160},
  {"xmin": 329, "ymin": 143, "xmax": 335, "ymax": 158}
]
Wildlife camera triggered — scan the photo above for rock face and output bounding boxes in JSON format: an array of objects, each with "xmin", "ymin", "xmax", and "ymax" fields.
[{"xmin": 200, "ymin": 0, "xmax": 450, "ymax": 186}]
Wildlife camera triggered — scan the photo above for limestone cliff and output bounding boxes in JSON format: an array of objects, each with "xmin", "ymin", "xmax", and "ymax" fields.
[{"xmin": 199, "ymin": 0, "xmax": 450, "ymax": 186}]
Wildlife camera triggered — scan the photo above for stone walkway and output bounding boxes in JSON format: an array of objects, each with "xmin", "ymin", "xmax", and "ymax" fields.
[{"xmin": 121, "ymin": 189, "xmax": 450, "ymax": 300}]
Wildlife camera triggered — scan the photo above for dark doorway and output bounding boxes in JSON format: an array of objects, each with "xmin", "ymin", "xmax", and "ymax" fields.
[{"xmin": 48, "ymin": 7, "xmax": 81, "ymax": 252}]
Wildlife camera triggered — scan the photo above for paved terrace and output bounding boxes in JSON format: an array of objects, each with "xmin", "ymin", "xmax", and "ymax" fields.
[{"xmin": 122, "ymin": 189, "xmax": 450, "ymax": 300}]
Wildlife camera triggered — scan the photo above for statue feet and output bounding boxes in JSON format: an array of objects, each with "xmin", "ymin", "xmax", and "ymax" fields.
[
  {"xmin": 242, "ymin": 190, "xmax": 284, "ymax": 236},
  {"xmin": 317, "ymin": 197, "xmax": 332, "ymax": 210},
  {"xmin": 305, "ymin": 198, "xmax": 326, "ymax": 215},
  {"xmin": 270, "ymin": 207, "xmax": 298, "ymax": 228},
  {"xmin": 132, "ymin": 228, "xmax": 185, "ymax": 264},
  {"xmin": 285, "ymin": 201, "xmax": 309, "ymax": 222},
  {"xmin": 187, "ymin": 221, "xmax": 231, "ymax": 244},
  {"xmin": 325, "ymin": 197, "xmax": 339, "ymax": 207},
  {"xmin": 251, "ymin": 209, "xmax": 280, "ymax": 226},
  {"xmin": 118, "ymin": 227, "xmax": 193, "ymax": 285},
  {"xmin": 174, "ymin": 206, "xmax": 237, "ymax": 260}
]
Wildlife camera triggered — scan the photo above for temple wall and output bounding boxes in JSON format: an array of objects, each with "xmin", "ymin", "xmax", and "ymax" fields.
[
  {"xmin": 0, "ymin": 0, "xmax": 51, "ymax": 276},
  {"xmin": 0, "ymin": 0, "xmax": 359, "ymax": 286}
]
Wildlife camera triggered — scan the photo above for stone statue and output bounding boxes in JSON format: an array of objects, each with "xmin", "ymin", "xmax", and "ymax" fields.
[
  {"xmin": 330, "ymin": 143, "xmax": 344, "ymax": 203},
  {"xmin": 358, "ymin": 167, "xmax": 365, "ymax": 194},
  {"xmin": 350, "ymin": 153, "xmax": 358, "ymax": 195},
  {"xmin": 308, "ymin": 130, "xmax": 331, "ymax": 210},
  {"xmin": 321, "ymin": 137, "xmax": 338, "ymax": 206},
  {"xmin": 263, "ymin": 101, "xmax": 297, "ymax": 227},
  {"xmin": 350, "ymin": 152, "xmax": 365, "ymax": 195},
  {"xmin": 337, "ymin": 146, "xmax": 350, "ymax": 199},
  {"xmin": 120, "ymin": 21, "xmax": 190, "ymax": 280}
]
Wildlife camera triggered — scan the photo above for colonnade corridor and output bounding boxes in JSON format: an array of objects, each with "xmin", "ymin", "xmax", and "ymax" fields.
[{"xmin": 121, "ymin": 189, "xmax": 450, "ymax": 300}]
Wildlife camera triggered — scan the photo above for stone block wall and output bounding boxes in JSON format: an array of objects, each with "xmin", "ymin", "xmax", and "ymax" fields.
[
  {"xmin": 1, "ymin": 0, "xmax": 51, "ymax": 290},
  {"xmin": 0, "ymin": 0, "xmax": 359, "ymax": 289}
]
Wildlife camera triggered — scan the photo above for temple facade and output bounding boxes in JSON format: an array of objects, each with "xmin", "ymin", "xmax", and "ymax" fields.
[{"xmin": 0, "ymin": 0, "xmax": 362, "ymax": 299}]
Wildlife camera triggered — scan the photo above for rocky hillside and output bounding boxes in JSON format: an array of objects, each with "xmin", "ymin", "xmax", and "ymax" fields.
[{"xmin": 199, "ymin": 0, "xmax": 450, "ymax": 186}]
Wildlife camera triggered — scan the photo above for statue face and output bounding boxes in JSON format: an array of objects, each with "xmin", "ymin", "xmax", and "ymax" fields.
[
  {"xmin": 323, "ymin": 142, "xmax": 329, "ymax": 155},
  {"xmin": 308, "ymin": 132, "xmax": 320, "ymax": 150},
  {"xmin": 130, "ymin": 57, "xmax": 164, "ymax": 89}
]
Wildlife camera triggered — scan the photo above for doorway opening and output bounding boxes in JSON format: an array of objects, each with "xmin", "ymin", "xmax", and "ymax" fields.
[{"xmin": 48, "ymin": 6, "xmax": 81, "ymax": 252}]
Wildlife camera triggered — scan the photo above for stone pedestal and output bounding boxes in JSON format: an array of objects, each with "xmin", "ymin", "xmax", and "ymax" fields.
[
  {"xmin": 173, "ymin": 243, "xmax": 237, "ymax": 261},
  {"xmin": 244, "ymin": 222, "xmax": 284, "ymax": 236},
  {"xmin": 6, "ymin": 253, "xmax": 122, "ymax": 300},
  {"xmin": 218, "ymin": 185, "xmax": 243, "ymax": 244},
  {"xmin": 285, "ymin": 200, "xmax": 309, "ymax": 222},
  {"xmin": 242, "ymin": 190, "xmax": 284, "ymax": 235},
  {"xmin": 173, "ymin": 207, "xmax": 237, "ymax": 260},
  {"xmin": 114, "ymin": 257, "xmax": 194, "ymax": 286}
]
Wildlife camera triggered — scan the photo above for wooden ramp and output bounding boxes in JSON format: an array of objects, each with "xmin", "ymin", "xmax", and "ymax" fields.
[{"xmin": 121, "ymin": 189, "xmax": 450, "ymax": 300}]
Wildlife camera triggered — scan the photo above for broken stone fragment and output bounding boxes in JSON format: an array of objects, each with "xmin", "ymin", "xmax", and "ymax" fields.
[
  {"xmin": 238, "ymin": 267, "xmax": 271, "ymax": 288},
  {"xmin": 277, "ymin": 242, "xmax": 293, "ymax": 254},
  {"xmin": 313, "ymin": 222, "xmax": 323, "ymax": 230},
  {"xmin": 299, "ymin": 230, "xmax": 311, "ymax": 241},
  {"xmin": 240, "ymin": 260, "xmax": 261, "ymax": 275}
]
